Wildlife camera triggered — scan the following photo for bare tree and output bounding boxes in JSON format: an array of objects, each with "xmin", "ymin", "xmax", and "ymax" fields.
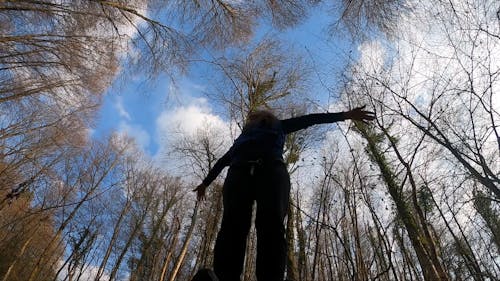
[
  {"xmin": 328, "ymin": 0, "xmax": 410, "ymax": 39},
  {"xmin": 334, "ymin": 1, "xmax": 500, "ymax": 279},
  {"xmin": 166, "ymin": 120, "xmax": 229, "ymax": 279},
  {"xmin": 207, "ymin": 38, "xmax": 309, "ymax": 125}
]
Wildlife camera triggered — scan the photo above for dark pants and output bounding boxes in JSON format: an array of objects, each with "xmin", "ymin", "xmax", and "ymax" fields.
[{"xmin": 213, "ymin": 161, "xmax": 290, "ymax": 281}]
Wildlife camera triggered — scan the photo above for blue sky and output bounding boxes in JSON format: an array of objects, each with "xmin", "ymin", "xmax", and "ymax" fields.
[{"xmin": 91, "ymin": 4, "xmax": 357, "ymax": 159}]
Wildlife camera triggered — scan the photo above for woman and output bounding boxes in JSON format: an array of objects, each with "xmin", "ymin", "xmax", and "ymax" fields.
[{"xmin": 194, "ymin": 106, "xmax": 375, "ymax": 281}]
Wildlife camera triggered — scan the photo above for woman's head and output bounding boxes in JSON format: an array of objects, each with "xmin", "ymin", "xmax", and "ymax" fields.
[{"xmin": 243, "ymin": 109, "xmax": 279, "ymax": 131}]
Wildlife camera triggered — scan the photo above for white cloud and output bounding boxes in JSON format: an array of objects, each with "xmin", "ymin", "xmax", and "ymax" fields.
[
  {"xmin": 114, "ymin": 96, "xmax": 131, "ymax": 120},
  {"xmin": 153, "ymin": 97, "xmax": 232, "ymax": 176},
  {"xmin": 156, "ymin": 98, "xmax": 228, "ymax": 138},
  {"xmin": 357, "ymin": 40, "xmax": 387, "ymax": 74},
  {"xmin": 108, "ymin": 94, "xmax": 153, "ymax": 152},
  {"xmin": 118, "ymin": 121, "xmax": 151, "ymax": 150}
]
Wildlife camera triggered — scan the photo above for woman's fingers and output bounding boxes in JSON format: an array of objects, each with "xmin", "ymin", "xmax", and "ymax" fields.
[
  {"xmin": 350, "ymin": 107, "xmax": 376, "ymax": 121},
  {"xmin": 198, "ymin": 189, "xmax": 205, "ymax": 201},
  {"xmin": 193, "ymin": 184, "xmax": 207, "ymax": 201},
  {"xmin": 361, "ymin": 111, "xmax": 376, "ymax": 120}
]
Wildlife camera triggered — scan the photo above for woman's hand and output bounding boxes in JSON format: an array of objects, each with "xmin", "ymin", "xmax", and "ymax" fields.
[
  {"xmin": 344, "ymin": 105, "xmax": 376, "ymax": 123},
  {"xmin": 193, "ymin": 183, "xmax": 208, "ymax": 201}
]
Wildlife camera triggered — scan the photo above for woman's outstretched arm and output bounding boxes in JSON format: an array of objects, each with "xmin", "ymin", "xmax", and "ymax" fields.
[
  {"xmin": 281, "ymin": 105, "xmax": 375, "ymax": 134},
  {"xmin": 194, "ymin": 148, "xmax": 233, "ymax": 201}
]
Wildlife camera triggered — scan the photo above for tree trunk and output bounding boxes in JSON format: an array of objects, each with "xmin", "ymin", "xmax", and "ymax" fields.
[
  {"xmin": 159, "ymin": 218, "xmax": 181, "ymax": 281},
  {"xmin": 169, "ymin": 203, "xmax": 199, "ymax": 281},
  {"xmin": 286, "ymin": 198, "xmax": 299, "ymax": 281},
  {"xmin": 356, "ymin": 123, "xmax": 446, "ymax": 281}
]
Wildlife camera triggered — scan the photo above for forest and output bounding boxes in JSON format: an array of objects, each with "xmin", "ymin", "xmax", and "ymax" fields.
[{"xmin": 0, "ymin": 0, "xmax": 499, "ymax": 280}]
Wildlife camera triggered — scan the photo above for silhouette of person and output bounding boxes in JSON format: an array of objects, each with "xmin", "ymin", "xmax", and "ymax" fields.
[{"xmin": 194, "ymin": 106, "xmax": 375, "ymax": 281}]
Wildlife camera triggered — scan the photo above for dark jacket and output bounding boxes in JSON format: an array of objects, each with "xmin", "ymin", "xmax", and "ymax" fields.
[{"xmin": 202, "ymin": 112, "xmax": 346, "ymax": 186}]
